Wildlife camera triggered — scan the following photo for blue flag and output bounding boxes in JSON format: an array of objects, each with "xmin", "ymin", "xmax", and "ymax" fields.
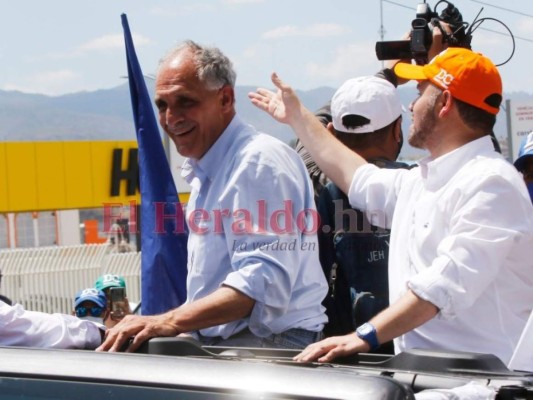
[{"xmin": 121, "ymin": 14, "xmax": 188, "ymax": 315}]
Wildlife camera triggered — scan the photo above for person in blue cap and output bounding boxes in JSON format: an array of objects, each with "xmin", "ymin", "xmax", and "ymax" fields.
[
  {"xmin": 514, "ymin": 131, "xmax": 533, "ymax": 203},
  {"xmin": 73, "ymin": 288, "xmax": 108, "ymax": 325}
]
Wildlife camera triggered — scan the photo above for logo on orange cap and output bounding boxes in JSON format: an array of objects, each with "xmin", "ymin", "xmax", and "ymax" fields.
[
  {"xmin": 394, "ymin": 48, "xmax": 502, "ymax": 115},
  {"xmin": 433, "ymin": 69, "xmax": 454, "ymax": 88}
]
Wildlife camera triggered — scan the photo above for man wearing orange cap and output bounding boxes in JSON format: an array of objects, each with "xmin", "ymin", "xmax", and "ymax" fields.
[{"xmin": 249, "ymin": 47, "xmax": 533, "ymax": 366}]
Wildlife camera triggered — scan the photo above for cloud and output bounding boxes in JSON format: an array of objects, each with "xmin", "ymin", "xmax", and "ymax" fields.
[
  {"xmin": 471, "ymin": 31, "xmax": 506, "ymax": 47},
  {"xmin": 235, "ymin": 40, "xmax": 378, "ymax": 90},
  {"xmin": 242, "ymin": 46, "xmax": 260, "ymax": 59},
  {"xmin": 305, "ymin": 42, "xmax": 377, "ymax": 83},
  {"xmin": 77, "ymin": 33, "xmax": 150, "ymax": 52},
  {"xmin": 150, "ymin": 4, "xmax": 215, "ymax": 16},
  {"xmin": 262, "ymin": 24, "xmax": 351, "ymax": 39},
  {"xmin": 40, "ymin": 33, "xmax": 151, "ymax": 60},
  {"xmin": 516, "ymin": 17, "xmax": 533, "ymax": 35},
  {"xmin": 3, "ymin": 69, "xmax": 81, "ymax": 96}
]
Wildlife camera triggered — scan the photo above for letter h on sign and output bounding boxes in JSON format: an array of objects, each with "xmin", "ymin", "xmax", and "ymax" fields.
[{"xmin": 110, "ymin": 148, "xmax": 139, "ymax": 196}]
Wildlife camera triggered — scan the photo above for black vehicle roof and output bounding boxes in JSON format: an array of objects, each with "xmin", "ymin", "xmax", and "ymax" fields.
[
  {"xmin": 0, "ymin": 346, "xmax": 412, "ymax": 400},
  {"xmin": 1, "ymin": 340, "xmax": 532, "ymax": 400}
]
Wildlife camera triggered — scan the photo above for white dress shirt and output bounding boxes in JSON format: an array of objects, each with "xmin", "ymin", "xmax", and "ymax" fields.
[
  {"xmin": 348, "ymin": 135, "xmax": 533, "ymax": 364},
  {"xmin": 181, "ymin": 115, "xmax": 328, "ymax": 339},
  {"xmin": 1, "ymin": 300, "xmax": 103, "ymax": 349},
  {"xmin": 508, "ymin": 309, "xmax": 533, "ymax": 371}
]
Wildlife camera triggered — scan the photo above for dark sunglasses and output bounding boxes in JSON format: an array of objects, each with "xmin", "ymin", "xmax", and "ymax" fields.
[{"xmin": 75, "ymin": 305, "xmax": 104, "ymax": 318}]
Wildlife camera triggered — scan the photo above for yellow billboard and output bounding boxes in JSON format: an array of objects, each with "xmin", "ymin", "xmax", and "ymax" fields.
[{"xmin": 0, "ymin": 141, "xmax": 141, "ymax": 213}]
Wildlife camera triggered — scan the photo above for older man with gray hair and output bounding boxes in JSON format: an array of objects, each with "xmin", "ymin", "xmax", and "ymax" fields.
[{"xmin": 99, "ymin": 40, "xmax": 327, "ymax": 352}]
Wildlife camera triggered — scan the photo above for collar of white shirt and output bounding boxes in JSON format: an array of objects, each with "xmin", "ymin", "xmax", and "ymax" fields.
[{"xmin": 417, "ymin": 135, "xmax": 495, "ymax": 191}]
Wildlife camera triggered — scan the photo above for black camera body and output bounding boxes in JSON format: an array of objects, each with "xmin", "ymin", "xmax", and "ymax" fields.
[{"xmin": 375, "ymin": 1, "xmax": 472, "ymax": 65}]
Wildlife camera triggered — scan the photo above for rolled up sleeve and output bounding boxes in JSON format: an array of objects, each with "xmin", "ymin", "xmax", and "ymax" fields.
[
  {"xmin": 220, "ymin": 160, "xmax": 326, "ymax": 336},
  {"xmin": 408, "ymin": 174, "xmax": 530, "ymax": 319}
]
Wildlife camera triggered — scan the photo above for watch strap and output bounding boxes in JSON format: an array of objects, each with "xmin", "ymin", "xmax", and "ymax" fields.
[{"xmin": 356, "ymin": 322, "xmax": 380, "ymax": 351}]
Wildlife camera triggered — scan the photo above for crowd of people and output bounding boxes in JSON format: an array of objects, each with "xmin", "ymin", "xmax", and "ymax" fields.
[{"xmin": 1, "ymin": 18, "xmax": 532, "ymax": 373}]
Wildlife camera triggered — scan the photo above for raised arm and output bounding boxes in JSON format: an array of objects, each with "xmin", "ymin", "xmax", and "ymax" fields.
[{"xmin": 249, "ymin": 73, "xmax": 367, "ymax": 194}]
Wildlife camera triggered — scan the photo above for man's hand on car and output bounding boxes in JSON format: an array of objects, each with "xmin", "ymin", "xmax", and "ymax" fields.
[
  {"xmin": 293, "ymin": 333, "xmax": 369, "ymax": 363},
  {"xmin": 96, "ymin": 314, "xmax": 179, "ymax": 353}
]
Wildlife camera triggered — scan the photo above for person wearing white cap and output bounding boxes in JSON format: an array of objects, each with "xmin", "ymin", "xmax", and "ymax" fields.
[
  {"xmin": 313, "ymin": 76, "xmax": 408, "ymax": 353},
  {"xmin": 295, "ymin": 68, "xmax": 403, "ymax": 201},
  {"xmin": 249, "ymin": 47, "xmax": 533, "ymax": 366}
]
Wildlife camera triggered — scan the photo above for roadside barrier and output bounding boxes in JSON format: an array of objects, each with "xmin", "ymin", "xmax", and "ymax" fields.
[{"xmin": 0, "ymin": 244, "xmax": 140, "ymax": 314}]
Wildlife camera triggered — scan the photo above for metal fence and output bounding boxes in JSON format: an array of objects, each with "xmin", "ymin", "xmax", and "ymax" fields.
[{"xmin": 0, "ymin": 244, "xmax": 140, "ymax": 314}]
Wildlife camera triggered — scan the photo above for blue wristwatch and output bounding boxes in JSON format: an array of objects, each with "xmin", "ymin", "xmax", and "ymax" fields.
[{"xmin": 355, "ymin": 322, "xmax": 380, "ymax": 351}]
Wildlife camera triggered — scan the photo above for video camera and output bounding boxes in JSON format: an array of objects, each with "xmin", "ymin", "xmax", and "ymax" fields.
[{"xmin": 375, "ymin": 0, "xmax": 472, "ymax": 65}]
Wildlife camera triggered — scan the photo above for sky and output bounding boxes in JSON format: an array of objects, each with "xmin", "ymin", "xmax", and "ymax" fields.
[{"xmin": 1, "ymin": 0, "xmax": 533, "ymax": 96}]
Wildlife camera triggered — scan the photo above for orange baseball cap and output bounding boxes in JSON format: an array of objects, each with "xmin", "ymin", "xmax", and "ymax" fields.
[{"xmin": 394, "ymin": 48, "xmax": 502, "ymax": 115}]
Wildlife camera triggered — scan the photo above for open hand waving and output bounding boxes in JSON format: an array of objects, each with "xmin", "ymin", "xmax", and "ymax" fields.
[{"xmin": 248, "ymin": 72, "xmax": 303, "ymax": 126}]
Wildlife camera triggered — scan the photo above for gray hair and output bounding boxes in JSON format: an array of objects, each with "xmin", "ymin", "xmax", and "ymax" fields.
[{"xmin": 159, "ymin": 40, "xmax": 236, "ymax": 90}]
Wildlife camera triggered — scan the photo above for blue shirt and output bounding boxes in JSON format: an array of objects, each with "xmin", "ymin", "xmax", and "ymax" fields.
[{"xmin": 181, "ymin": 115, "xmax": 328, "ymax": 339}]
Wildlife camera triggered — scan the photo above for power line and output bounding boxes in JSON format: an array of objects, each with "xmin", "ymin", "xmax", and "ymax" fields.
[
  {"xmin": 382, "ymin": 0, "xmax": 414, "ymax": 12},
  {"xmin": 381, "ymin": 0, "xmax": 533, "ymax": 44},
  {"xmin": 479, "ymin": 27, "xmax": 533, "ymax": 43},
  {"xmin": 383, "ymin": 0, "xmax": 533, "ymax": 20},
  {"xmin": 468, "ymin": 0, "xmax": 533, "ymax": 19}
]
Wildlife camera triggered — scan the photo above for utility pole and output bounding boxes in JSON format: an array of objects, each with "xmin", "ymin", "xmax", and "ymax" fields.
[
  {"xmin": 379, "ymin": 0, "xmax": 386, "ymax": 67},
  {"xmin": 379, "ymin": 0, "xmax": 385, "ymax": 41}
]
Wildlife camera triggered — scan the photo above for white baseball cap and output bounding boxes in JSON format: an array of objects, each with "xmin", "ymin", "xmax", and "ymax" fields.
[{"xmin": 331, "ymin": 76, "xmax": 402, "ymax": 134}]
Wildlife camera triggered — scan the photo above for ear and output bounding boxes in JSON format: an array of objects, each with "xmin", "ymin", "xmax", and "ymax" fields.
[
  {"xmin": 220, "ymin": 86, "xmax": 235, "ymax": 111},
  {"xmin": 393, "ymin": 116, "xmax": 403, "ymax": 142},
  {"xmin": 326, "ymin": 122, "xmax": 336, "ymax": 135},
  {"xmin": 438, "ymin": 90, "xmax": 453, "ymax": 118}
]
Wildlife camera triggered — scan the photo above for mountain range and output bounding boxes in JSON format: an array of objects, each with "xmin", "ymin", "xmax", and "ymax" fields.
[{"xmin": 1, "ymin": 81, "xmax": 531, "ymax": 161}]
